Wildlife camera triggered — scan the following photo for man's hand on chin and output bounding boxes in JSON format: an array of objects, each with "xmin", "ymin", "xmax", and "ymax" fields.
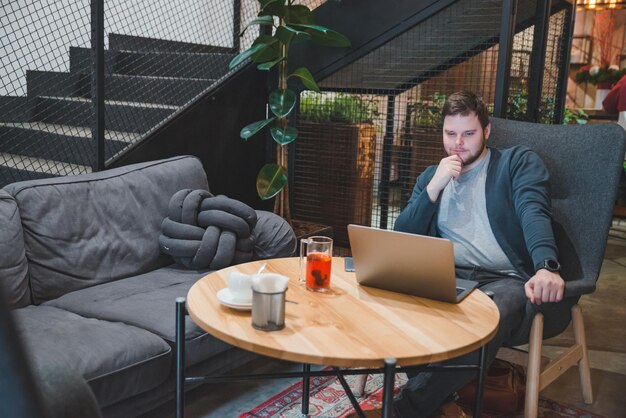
[{"xmin": 524, "ymin": 269, "xmax": 565, "ymax": 305}]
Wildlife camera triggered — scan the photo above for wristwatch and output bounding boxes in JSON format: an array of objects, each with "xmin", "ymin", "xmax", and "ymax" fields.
[{"xmin": 539, "ymin": 258, "xmax": 561, "ymax": 272}]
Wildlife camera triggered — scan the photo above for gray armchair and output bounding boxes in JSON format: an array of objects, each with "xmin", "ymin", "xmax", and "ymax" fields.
[{"xmin": 488, "ymin": 117, "xmax": 626, "ymax": 418}]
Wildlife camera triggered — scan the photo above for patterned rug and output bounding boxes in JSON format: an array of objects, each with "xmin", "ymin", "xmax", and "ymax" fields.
[{"xmin": 240, "ymin": 372, "xmax": 604, "ymax": 418}]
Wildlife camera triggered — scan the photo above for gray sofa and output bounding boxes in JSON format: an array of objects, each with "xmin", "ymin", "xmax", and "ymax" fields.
[{"xmin": 0, "ymin": 155, "xmax": 296, "ymax": 417}]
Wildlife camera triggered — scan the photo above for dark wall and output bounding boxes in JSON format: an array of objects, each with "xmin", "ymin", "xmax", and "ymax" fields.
[{"xmin": 110, "ymin": 67, "xmax": 273, "ymax": 210}]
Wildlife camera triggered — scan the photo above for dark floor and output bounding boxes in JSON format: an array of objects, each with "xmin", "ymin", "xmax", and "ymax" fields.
[{"xmin": 143, "ymin": 238, "xmax": 626, "ymax": 418}]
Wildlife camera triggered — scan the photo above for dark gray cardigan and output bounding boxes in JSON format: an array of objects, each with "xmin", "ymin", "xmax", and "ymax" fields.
[{"xmin": 393, "ymin": 145, "xmax": 558, "ymax": 280}]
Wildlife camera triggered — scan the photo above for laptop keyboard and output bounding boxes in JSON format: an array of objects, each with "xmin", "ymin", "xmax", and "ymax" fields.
[{"xmin": 456, "ymin": 287, "xmax": 464, "ymax": 295}]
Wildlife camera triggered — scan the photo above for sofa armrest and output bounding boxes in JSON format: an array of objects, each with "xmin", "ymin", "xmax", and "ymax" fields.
[
  {"xmin": 253, "ymin": 211, "xmax": 297, "ymax": 260},
  {"xmin": 35, "ymin": 367, "xmax": 102, "ymax": 418}
]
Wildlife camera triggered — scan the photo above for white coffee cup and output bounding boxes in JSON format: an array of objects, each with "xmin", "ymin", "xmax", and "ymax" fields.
[{"xmin": 228, "ymin": 271, "xmax": 253, "ymax": 303}]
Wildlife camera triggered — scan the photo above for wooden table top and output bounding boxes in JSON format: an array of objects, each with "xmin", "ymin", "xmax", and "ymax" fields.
[{"xmin": 187, "ymin": 257, "xmax": 499, "ymax": 368}]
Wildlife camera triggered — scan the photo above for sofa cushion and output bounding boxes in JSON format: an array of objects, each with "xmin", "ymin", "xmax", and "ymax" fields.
[
  {"xmin": 3, "ymin": 156, "xmax": 208, "ymax": 303},
  {"xmin": 253, "ymin": 210, "xmax": 297, "ymax": 259},
  {"xmin": 45, "ymin": 266, "xmax": 231, "ymax": 366},
  {"xmin": 12, "ymin": 305, "xmax": 171, "ymax": 408},
  {"xmin": 0, "ymin": 190, "xmax": 31, "ymax": 308},
  {"xmin": 159, "ymin": 191, "xmax": 258, "ymax": 270}
]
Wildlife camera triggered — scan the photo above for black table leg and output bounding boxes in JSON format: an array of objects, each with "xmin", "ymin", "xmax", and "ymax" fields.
[
  {"xmin": 301, "ymin": 363, "xmax": 311, "ymax": 415},
  {"xmin": 382, "ymin": 358, "xmax": 396, "ymax": 418},
  {"xmin": 473, "ymin": 345, "xmax": 488, "ymax": 418},
  {"xmin": 334, "ymin": 368, "xmax": 366, "ymax": 418},
  {"xmin": 175, "ymin": 297, "xmax": 186, "ymax": 418}
]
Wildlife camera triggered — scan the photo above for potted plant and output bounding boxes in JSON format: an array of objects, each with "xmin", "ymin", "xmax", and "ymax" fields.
[
  {"xmin": 229, "ymin": 0, "xmax": 350, "ymax": 221},
  {"xmin": 573, "ymin": 10, "xmax": 625, "ymax": 108},
  {"xmin": 575, "ymin": 65, "xmax": 626, "ymax": 90},
  {"xmin": 293, "ymin": 92, "xmax": 379, "ymax": 246}
]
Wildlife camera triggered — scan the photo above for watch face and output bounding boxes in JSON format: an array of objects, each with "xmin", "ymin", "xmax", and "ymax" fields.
[{"xmin": 545, "ymin": 259, "xmax": 560, "ymax": 271}]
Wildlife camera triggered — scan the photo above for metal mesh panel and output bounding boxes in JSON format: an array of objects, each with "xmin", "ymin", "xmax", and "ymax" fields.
[
  {"xmin": 1, "ymin": 1, "xmax": 93, "ymax": 182},
  {"xmin": 506, "ymin": 8, "xmax": 567, "ymax": 123},
  {"xmin": 0, "ymin": 0, "xmax": 260, "ymax": 187},
  {"xmin": 292, "ymin": 1, "xmax": 569, "ymax": 246},
  {"xmin": 293, "ymin": 1, "xmax": 505, "ymax": 246},
  {"xmin": 543, "ymin": 9, "xmax": 568, "ymax": 122},
  {"xmin": 507, "ymin": 25, "xmax": 534, "ymax": 120}
]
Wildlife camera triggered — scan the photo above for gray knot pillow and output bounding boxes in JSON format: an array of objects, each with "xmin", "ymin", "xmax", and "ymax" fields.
[{"xmin": 158, "ymin": 189, "xmax": 258, "ymax": 269}]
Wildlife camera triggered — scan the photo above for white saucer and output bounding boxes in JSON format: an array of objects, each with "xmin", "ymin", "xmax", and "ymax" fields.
[{"xmin": 216, "ymin": 288, "xmax": 252, "ymax": 311}]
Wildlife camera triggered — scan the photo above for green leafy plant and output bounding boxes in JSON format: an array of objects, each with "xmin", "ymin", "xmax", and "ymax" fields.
[
  {"xmin": 299, "ymin": 92, "xmax": 379, "ymax": 124},
  {"xmin": 229, "ymin": 0, "xmax": 350, "ymax": 215},
  {"xmin": 410, "ymin": 92, "xmax": 447, "ymax": 128},
  {"xmin": 562, "ymin": 107, "xmax": 589, "ymax": 125},
  {"xmin": 507, "ymin": 88, "xmax": 529, "ymax": 121},
  {"xmin": 508, "ymin": 88, "xmax": 588, "ymax": 125},
  {"xmin": 575, "ymin": 65, "xmax": 626, "ymax": 89}
]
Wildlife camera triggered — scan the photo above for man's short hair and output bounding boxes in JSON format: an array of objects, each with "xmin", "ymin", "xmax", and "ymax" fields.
[{"xmin": 442, "ymin": 91, "xmax": 490, "ymax": 129}]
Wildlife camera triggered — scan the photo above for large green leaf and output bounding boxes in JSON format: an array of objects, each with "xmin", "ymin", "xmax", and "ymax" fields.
[
  {"xmin": 269, "ymin": 89, "xmax": 296, "ymax": 118},
  {"xmin": 256, "ymin": 163, "xmax": 288, "ymax": 200},
  {"xmin": 229, "ymin": 43, "xmax": 267, "ymax": 69},
  {"xmin": 252, "ymin": 34, "xmax": 276, "ymax": 45},
  {"xmin": 260, "ymin": 0, "xmax": 286, "ymax": 18},
  {"xmin": 289, "ymin": 67, "xmax": 320, "ymax": 93},
  {"xmin": 286, "ymin": 5, "xmax": 313, "ymax": 24},
  {"xmin": 257, "ymin": 57, "xmax": 284, "ymax": 71},
  {"xmin": 290, "ymin": 24, "xmax": 351, "ymax": 47},
  {"xmin": 250, "ymin": 37, "xmax": 280, "ymax": 64},
  {"xmin": 270, "ymin": 125, "xmax": 298, "ymax": 145},
  {"xmin": 258, "ymin": 0, "xmax": 278, "ymax": 7},
  {"xmin": 239, "ymin": 16, "xmax": 274, "ymax": 37},
  {"xmin": 240, "ymin": 117, "xmax": 276, "ymax": 140},
  {"xmin": 275, "ymin": 25, "xmax": 311, "ymax": 44}
]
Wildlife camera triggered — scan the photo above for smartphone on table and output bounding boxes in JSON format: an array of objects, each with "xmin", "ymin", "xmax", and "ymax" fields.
[{"xmin": 344, "ymin": 257, "xmax": 355, "ymax": 272}]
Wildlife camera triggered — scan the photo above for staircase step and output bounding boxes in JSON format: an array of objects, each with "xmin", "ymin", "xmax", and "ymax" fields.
[
  {"xmin": 106, "ymin": 74, "xmax": 215, "ymax": 106},
  {"xmin": 0, "ymin": 122, "xmax": 133, "ymax": 166},
  {"xmin": 32, "ymin": 96, "xmax": 177, "ymax": 133},
  {"xmin": 70, "ymin": 47, "xmax": 233, "ymax": 80},
  {"xmin": 27, "ymin": 71, "xmax": 215, "ymax": 106},
  {"xmin": 109, "ymin": 33, "xmax": 233, "ymax": 54},
  {"xmin": 27, "ymin": 71, "xmax": 88, "ymax": 98},
  {"xmin": 0, "ymin": 122, "xmax": 139, "ymax": 143},
  {"xmin": 0, "ymin": 96, "xmax": 34, "ymax": 122},
  {"xmin": 0, "ymin": 165, "xmax": 59, "ymax": 187},
  {"xmin": 0, "ymin": 152, "xmax": 90, "ymax": 179}
]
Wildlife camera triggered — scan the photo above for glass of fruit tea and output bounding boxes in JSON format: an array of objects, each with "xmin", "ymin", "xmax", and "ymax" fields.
[{"xmin": 299, "ymin": 236, "xmax": 333, "ymax": 292}]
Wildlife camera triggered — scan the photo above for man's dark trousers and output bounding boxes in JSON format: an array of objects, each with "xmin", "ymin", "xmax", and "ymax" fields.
[{"xmin": 394, "ymin": 268, "xmax": 529, "ymax": 418}]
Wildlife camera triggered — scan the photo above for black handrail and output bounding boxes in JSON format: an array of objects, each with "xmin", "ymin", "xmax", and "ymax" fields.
[
  {"xmin": 493, "ymin": 0, "xmax": 518, "ymax": 118},
  {"xmin": 527, "ymin": 0, "xmax": 551, "ymax": 122},
  {"xmin": 91, "ymin": 0, "xmax": 105, "ymax": 171}
]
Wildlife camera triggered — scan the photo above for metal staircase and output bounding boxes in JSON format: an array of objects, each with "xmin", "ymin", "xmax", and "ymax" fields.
[
  {"xmin": 0, "ymin": 33, "xmax": 235, "ymax": 187},
  {"xmin": 0, "ymin": 0, "xmax": 574, "ymax": 199}
]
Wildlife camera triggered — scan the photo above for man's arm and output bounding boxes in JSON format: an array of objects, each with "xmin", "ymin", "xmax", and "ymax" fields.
[
  {"xmin": 510, "ymin": 148, "xmax": 564, "ymax": 304},
  {"xmin": 393, "ymin": 167, "xmax": 438, "ymax": 234},
  {"xmin": 394, "ymin": 155, "xmax": 462, "ymax": 234},
  {"xmin": 426, "ymin": 155, "xmax": 463, "ymax": 201}
]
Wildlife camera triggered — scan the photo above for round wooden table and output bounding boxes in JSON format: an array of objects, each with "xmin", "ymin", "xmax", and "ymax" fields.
[
  {"xmin": 187, "ymin": 257, "xmax": 499, "ymax": 368},
  {"xmin": 181, "ymin": 257, "xmax": 499, "ymax": 418}
]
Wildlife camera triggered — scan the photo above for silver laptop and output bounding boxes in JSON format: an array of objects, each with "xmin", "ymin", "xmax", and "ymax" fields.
[{"xmin": 347, "ymin": 224, "xmax": 477, "ymax": 303}]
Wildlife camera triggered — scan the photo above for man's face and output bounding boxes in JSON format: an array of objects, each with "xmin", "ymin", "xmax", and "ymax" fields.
[{"xmin": 442, "ymin": 112, "xmax": 490, "ymax": 171}]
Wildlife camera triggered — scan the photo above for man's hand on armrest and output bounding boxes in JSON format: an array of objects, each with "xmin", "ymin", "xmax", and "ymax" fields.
[{"xmin": 524, "ymin": 269, "xmax": 565, "ymax": 305}]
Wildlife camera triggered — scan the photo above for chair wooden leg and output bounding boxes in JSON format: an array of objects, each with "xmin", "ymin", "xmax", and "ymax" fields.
[
  {"xmin": 571, "ymin": 304, "xmax": 593, "ymax": 404},
  {"xmin": 525, "ymin": 312, "xmax": 544, "ymax": 418}
]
